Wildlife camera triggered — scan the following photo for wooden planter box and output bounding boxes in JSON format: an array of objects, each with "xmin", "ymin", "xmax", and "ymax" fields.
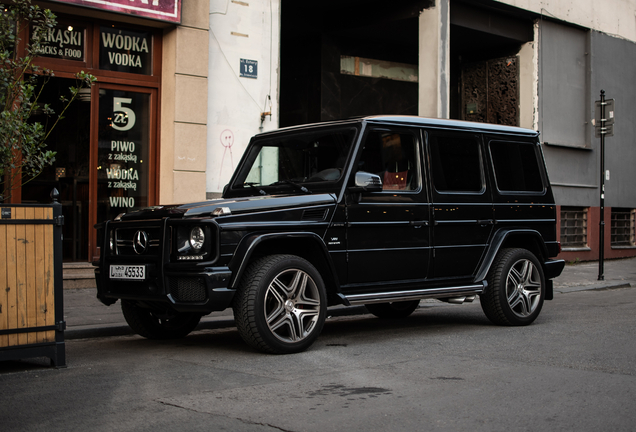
[{"xmin": 0, "ymin": 193, "xmax": 65, "ymax": 367}]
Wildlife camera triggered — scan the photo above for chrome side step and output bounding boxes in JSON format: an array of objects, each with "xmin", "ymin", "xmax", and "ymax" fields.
[{"xmin": 341, "ymin": 283, "xmax": 486, "ymax": 306}]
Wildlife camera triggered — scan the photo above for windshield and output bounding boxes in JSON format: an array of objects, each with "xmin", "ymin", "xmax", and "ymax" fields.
[{"xmin": 228, "ymin": 126, "xmax": 357, "ymax": 196}]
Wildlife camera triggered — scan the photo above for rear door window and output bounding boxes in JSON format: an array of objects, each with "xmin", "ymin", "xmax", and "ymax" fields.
[
  {"xmin": 489, "ymin": 140, "xmax": 545, "ymax": 193},
  {"xmin": 429, "ymin": 132, "xmax": 484, "ymax": 193}
]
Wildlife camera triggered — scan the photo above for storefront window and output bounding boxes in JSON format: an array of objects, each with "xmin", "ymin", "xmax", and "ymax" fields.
[
  {"xmin": 34, "ymin": 22, "xmax": 86, "ymax": 62},
  {"xmin": 97, "ymin": 89, "xmax": 150, "ymax": 224},
  {"xmin": 15, "ymin": 14, "xmax": 161, "ymax": 262},
  {"xmin": 99, "ymin": 26, "xmax": 152, "ymax": 75}
]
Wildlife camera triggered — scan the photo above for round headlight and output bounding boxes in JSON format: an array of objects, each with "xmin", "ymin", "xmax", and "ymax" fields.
[{"xmin": 189, "ymin": 226, "xmax": 205, "ymax": 251}]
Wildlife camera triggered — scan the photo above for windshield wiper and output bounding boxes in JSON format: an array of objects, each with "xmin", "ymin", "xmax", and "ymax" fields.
[
  {"xmin": 269, "ymin": 180, "xmax": 312, "ymax": 194},
  {"xmin": 243, "ymin": 182, "xmax": 268, "ymax": 195}
]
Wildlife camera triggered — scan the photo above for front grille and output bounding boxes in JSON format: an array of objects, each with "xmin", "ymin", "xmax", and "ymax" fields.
[
  {"xmin": 169, "ymin": 277, "xmax": 207, "ymax": 302},
  {"xmin": 114, "ymin": 227, "xmax": 162, "ymax": 256}
]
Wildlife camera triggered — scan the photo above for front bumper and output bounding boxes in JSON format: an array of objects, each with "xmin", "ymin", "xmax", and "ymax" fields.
[
  {"xmin": 95, "ymin": 266, "xmax": 235, "ymax": 313},
  {"xmin": 95, "ymin": 218, "xmax": 234, "ymax": 314}
]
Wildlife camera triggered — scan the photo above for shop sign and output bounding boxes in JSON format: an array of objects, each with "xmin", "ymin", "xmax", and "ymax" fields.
[
  {"xmin": 34, "ymin": 24, "xmax": 85, "ymax": 61},
  {"xmin": 98, "ymin": 90, "xmax": 150, "ymax": 216},
  {"xmin": 49, "ymin": 0, "xmax": 181, "ymax": 24},
  {"xmin": 100, "ymin": 26, "xmax": 152, "ymax": 75}
]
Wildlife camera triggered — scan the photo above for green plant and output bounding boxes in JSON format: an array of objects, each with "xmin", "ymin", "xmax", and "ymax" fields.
[{"xmin": 0, "ymin": 0, "xmax": 95, "ymax": 201}]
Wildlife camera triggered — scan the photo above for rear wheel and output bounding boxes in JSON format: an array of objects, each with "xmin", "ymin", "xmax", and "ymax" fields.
[
  {"xmin": 480, "ymin": 248, "xmax": 545, "ymax": 326},
  {"xmin": 233, "ymin": 254, "xmax": 327, "ymax": 354},
  {"xmin": 121, "ymin": 300, "xmax": 201, "ymax": 339},
  {"xmin": 365, "ymin": 300, "xmax": 420, "ymax": 319}
]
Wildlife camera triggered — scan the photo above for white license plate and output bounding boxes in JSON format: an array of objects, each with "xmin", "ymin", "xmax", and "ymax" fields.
[{"xmin": 110, "ymin": 265, "xmax": 146, "ymax": 280}]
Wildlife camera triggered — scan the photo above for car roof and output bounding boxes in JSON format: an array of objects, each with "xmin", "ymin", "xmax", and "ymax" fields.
[{"xmin": 257, "ymin": 115, "xmax": 539, "ymax": 138}]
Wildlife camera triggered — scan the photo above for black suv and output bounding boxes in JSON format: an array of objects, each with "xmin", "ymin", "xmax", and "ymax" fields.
[{"xmin": 94, "ymin": 116, "xmax": 564, "ymax": 353}]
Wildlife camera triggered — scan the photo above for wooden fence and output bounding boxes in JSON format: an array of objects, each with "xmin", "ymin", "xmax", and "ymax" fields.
[{"xmin": 0, "ymin": 192, "xmax": 65, "ymax": 367}]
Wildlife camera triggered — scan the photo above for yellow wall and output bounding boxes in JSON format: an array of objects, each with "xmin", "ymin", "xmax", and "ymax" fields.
[{"xmin": 160, "ymin": 0, "xmax": 210, "ymax": 205}]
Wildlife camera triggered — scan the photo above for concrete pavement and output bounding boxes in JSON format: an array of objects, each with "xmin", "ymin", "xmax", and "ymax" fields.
[{"xmin": 63, "ymin": 257, "xmax": 636, "ymax": 340}]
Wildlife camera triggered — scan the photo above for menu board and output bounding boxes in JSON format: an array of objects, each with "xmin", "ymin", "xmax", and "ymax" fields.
[{"xmin": 98, "ymin": 90, "xmax": 149, "ymax": 221}]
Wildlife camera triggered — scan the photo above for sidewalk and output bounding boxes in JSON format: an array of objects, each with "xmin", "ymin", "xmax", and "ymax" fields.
[{"xmin": 63, "ymin": 257, "xmax": 636, "ymax": 340}]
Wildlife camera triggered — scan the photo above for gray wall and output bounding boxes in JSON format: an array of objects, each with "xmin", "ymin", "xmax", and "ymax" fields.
[
  {"xmin": 540, "ymin": 20, "xmax": 636, "ymax": 209},
  {"xmin": 590, "ymin": 31, "xmax": 636, "ymax": 209}
]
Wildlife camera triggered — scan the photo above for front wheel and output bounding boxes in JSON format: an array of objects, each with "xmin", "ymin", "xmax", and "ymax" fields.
[
  {"xmin": 233, "ymin": 254, "xmax": 327, "ymax": 354},
  {"xmin": 480, "ymin": 248, "xmax": 545, "ymax": 326},
  {"xmin": 121, "ymin": 300, "xmax": 201, "ymax": 339},
  {"xmin": 365, "ymin": 300, "xmax": 420, "ymax": 319}
]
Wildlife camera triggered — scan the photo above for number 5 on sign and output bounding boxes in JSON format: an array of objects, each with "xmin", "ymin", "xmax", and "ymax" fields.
[{"xmin": 112, "ymin": 97, "xmax": 137, "ymax": 131}]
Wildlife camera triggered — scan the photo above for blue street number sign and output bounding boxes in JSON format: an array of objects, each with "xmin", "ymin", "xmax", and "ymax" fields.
[{"xmin": 240, "ymin": 59, "xmax": 258, "ymax": 79}]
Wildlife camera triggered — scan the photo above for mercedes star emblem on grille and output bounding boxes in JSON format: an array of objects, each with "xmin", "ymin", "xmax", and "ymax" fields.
[{"xmin": 133, "ymin": 230, "xmax": 149, "ymax": 255}]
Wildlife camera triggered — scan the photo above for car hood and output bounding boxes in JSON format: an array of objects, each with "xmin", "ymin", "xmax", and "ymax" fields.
[{"xmin": 117, "ymin": 193, "xmax": 337, "ymax": 221}]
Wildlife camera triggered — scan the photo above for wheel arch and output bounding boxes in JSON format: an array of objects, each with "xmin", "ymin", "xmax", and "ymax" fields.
[
  {"xmin": 228, "ymin": 232, "xmax": 342, "ymax": 304},
  {"xmin": 475, "ymin": 229, "xmax": 549, "ymax": 283}
]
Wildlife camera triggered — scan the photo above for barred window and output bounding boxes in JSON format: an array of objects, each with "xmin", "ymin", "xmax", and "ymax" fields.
[
  {"xmin": 560, "ymin": 207, "xmax": 588, "ymax": 248},
  {"xmin": 611, "ymin": 208, "xmax": 636, "ymax": 247}
]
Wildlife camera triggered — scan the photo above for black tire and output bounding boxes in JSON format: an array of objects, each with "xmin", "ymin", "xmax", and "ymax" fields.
[
  {"xmin": 480, "ymin": 248, "xmax": 545, "ymax": 326},
  {"xmin": 233, "ymin": 254, "xmax": 327, "ymax": 354},
  {"xmin": 121, "ymin": 300, "xmax": 201, "ymax": 339},
  {"xmin": 365, "ymin": 300, "xmax": 420, "ymax": 319}
]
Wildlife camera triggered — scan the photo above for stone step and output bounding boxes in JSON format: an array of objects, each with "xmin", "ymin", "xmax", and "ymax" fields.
[{"xmin": 63, "ymin": 263, "xmax": 97, "ymax": 290}]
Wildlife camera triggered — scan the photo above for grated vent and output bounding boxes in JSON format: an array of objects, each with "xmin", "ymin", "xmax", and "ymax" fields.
[
  {"xmin": 302, "ymin": 209, "xmax": 328, "ymax": 221},
  {"xmin": 169, "ymin": 277, "xmax": 207, "ymax": 302}
]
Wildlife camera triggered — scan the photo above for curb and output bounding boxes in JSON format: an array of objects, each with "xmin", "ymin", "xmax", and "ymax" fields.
[
  {"xmin": 64, "ymin": 305, "xmax": 371, "ymax": 340},
  {"xmin": 554, "ymin": 282, "xmax": 632, "ymax": 294}
]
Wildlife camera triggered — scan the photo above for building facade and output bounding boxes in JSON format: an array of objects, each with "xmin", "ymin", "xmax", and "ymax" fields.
[
  {"xmin": 6, "ymin": 0, "xmax": 209, "ymax": 263},
  {"xmin": 6, "ymin": 0, "xmax": 634, "ymax": 264},
  {"xmin": 205, "ymin": 0, "xmax": 636, "ymax": 262}
]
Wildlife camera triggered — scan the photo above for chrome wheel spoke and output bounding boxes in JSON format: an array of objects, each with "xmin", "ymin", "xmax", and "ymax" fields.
[
  {"xmin": 293, "ymin": 308, "xmax": 319, "ymax": 337},
  {"xmin": 268, "ymin": 313, "xmax": 297, "ymax": 339},
  {"xmin": 271, "ymin": 276, "xmax": 293, "ymax": 299},
  {"xmin": 507, "ymin": 289, "xmax": 524, "ymax": 311},
  {"xmin": 508, "ymin": 266, "xmax": 524, "ymax": 286},
  {"xmin": 265, "ymin": 300, "xmax": 287, "ymax": 326},
  {"xmin": 265, "ymin": 284, "xmax": 286, "ymax": 324}
]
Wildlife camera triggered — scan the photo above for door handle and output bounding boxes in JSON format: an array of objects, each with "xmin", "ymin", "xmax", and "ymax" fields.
[
  {"xmin": 409, "ymin": 220, "xmax": 429, "ymax": 228},
  {"xmin": 477, "ymin": 219, "xmax": 495, "ymax": 226}
]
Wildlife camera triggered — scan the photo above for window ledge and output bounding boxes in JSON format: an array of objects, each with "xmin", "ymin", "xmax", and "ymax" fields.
[
  {"xmin": 543, "ymin": 142, "xmax": 592, "ymax": 151},
  {"xmin": 562, "ymin": 247, "xmax": 591, "ymax": 252},
  {"xmin": 611, "ymin": 245, "xmax": 636, "ymax": 250}
]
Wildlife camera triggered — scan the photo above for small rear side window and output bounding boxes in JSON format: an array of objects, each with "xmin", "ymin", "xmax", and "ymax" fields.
[{"xmin": 489, "ymin": 141, "xmax": 544, "ymax": 193}]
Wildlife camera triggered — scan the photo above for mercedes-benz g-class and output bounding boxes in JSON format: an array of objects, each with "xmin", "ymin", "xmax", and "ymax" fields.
[{"xmin": 94, "ymin": 116, "xmax": 565, "ymax": 353}]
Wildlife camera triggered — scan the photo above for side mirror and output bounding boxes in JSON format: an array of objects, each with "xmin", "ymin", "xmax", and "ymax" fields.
[{"xmin": 349, "ymin": 171, "xmax": 383, "ymax": 193}]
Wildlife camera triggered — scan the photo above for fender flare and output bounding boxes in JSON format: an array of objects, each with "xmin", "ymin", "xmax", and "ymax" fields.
[
  {"xmin": 474, "ymin": 228, "xmax": 549, "ymax": 283},
  {"xmin": 227, "ymin": 231, "xmax": 341, "ymax": 291}
]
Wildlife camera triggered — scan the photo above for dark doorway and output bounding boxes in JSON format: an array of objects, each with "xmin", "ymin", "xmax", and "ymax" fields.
[
  {"xmin": 279, "ymin": 0, "xmax": 431, "ymax": 127},
  {"xmin": 21, "ymin": 77, "xmax": 91, "ymax": 261},
  {"xmin": 449, "ymin": 1, "xmax": 534, "ymax": 125}
]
